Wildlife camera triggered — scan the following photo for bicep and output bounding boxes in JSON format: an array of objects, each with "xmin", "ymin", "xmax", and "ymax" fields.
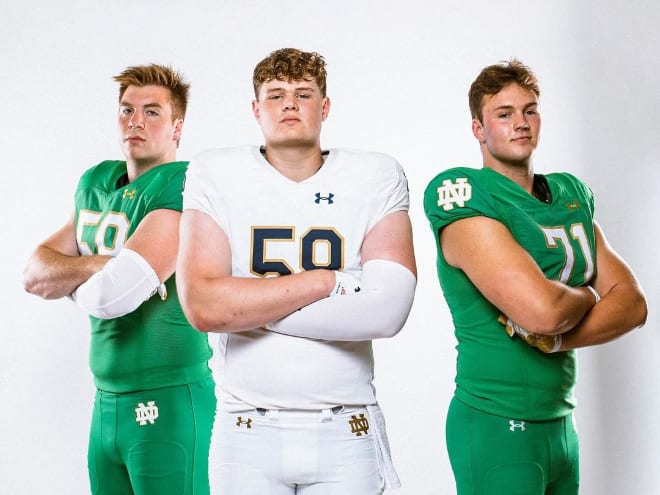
[
  {"xmin": 591, "ymin": 222, "xmax": 644, "ymax": 297},
  {"xmin": 41, "ymin": 212, "xmax": 79, "ymax": 256},
  {"xmin": 360, "ymin": 210, "xmax": 416, "ymax": 276},
  {"xmin": 177, "ymin": 209, "xmax": 232, "ymax": 282},
  {"xmin": 441, "ymin": 216, "xmax": 554, "ymax": 325},
  {"xmin": 123, "ymin": 209, "xmax": 181, "ymax": 282}
]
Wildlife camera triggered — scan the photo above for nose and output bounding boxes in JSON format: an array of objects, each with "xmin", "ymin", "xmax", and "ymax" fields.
[
  {"xmin": 128, "ymin": 116, "xmax": 145, "ymax": 130},
  {"xmin": 514, "ymin": 112, "xmax": 530, "ymax": 131},
  {"xmin": 282, "ymin": 94, "xmax": 298, "ymax": 111}
]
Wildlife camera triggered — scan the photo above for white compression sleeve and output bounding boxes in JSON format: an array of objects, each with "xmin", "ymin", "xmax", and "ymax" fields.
[
  {"xmin": 267, "ymin": 259, "xmax": 416, "ymax": 341},
  {"xmin": 71, "ymin": 248, "xmax": 160, "ymax": 319}
]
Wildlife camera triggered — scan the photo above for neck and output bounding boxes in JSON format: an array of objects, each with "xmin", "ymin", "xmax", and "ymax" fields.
[
  {"xmin": 483, "ymin": 156, "xmax": 535, "ymax": 193},
  {"xmin": 262, "ymin": 144, "xmax": 324, "ymax": 182},
  {"xmin": 126, "ymin": 153, "xmax": 176, "ymax": 182}
]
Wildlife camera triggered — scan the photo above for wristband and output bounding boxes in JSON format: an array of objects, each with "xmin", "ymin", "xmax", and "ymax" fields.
[
  {"xmin": 550, "ymin": 334, "xmax": 563, "ymax": 353},
  {"xmin": 586, "ymin": 285, "xmax": 601, "ymax": 303}
]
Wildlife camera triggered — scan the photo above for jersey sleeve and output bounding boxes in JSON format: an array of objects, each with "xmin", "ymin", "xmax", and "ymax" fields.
[
  {"xmin": 182, "ymin": 149, "xmax": 230, "ymax": 234},
  {"xmin": 423, "ymin": 167, "xmax": 498, "ymax": 233},
  {"xmin": 150, "ymin": 164, "xmax": 187, "ymax": 213},
  {"xmin": 183, "ymin": 151, "xmax": 218, "ymax": 215},
  {"xmin": 367, "ymin": 155, "xmax": 410, "ymax": 232}
]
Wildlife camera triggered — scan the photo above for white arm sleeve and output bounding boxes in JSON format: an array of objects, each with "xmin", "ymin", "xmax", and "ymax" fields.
[
  {"xmin": 267, "ymin": 259, "xmax": 416, "ymax": 341},
  {"xmin": 71, "ymin": 248, "xmax": 160, "ymax": 319}
]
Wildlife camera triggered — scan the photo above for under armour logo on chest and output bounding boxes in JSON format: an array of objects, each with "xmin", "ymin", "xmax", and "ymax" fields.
[{"xmin": 315, "ymin": 192, "xmax": 334, "ymax": 204}]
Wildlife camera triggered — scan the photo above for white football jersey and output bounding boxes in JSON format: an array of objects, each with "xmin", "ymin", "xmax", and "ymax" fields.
[{"xmin": 184, "ymin": 145, "xmax": 409, "ymax": 410}]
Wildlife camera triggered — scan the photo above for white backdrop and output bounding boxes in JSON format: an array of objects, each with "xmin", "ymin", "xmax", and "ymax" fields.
[{"xmin": 2, "ymin": 1, "xmax": 658, "ymax": 493}]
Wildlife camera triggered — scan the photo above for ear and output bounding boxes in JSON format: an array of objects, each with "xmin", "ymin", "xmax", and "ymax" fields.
[
  {"xmin": 472, "ymin": 118, "xmax": 485, "ymax": 143},
  {"xmin": 172, "ymin": 118, "xmax": 184, "ymax": 142},
  {"xmin": 321, "ymin": 96, "xmax": 331, "ymax": 121},
  {"xmin": 251, "ymin": 100, "xmax": 260, "ymax": 121}
]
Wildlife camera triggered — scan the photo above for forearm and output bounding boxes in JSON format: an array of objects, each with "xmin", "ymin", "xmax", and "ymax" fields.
[
  {"xmin": 560, "ymin": 281, "xmax": 647, "ymax": 350},
  {"xmin": 23, "ymin": 245, "xmax": 111, "ymax": 299},
  {"xmin": 268, "ymin": 260, "xmax": 417, "ymax": 341},
  {"xmin": 179, "ymin": 269, "xmax": 336, "ymax": 333},
  {"xmin": 71, "ymin": 249, "xmax": 162, "ymax": 319},
  {"xmin": 530, "ymin": 281, "xmax": 598, "ymax": 335}
]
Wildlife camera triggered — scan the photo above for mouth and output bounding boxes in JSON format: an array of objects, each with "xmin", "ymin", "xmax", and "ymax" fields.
[
  {"xmin": 280, "ymin": 117, "xmax": 301, "ymax": 125},
  {"xmin": 125, "ymin": 135, "xmax": 146, "ymax": 143}
]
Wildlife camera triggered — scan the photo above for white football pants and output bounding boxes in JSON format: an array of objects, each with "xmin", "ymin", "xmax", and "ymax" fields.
[{"xmin": 209, "ymin": 405, "xmax": 399, "ymax": 494}]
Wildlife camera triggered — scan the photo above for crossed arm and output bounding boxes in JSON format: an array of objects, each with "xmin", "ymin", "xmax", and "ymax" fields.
[
  {"xmin": 23, "ymin": 209, "xmax": 181, "ymax": 317},
  {"xmin": 560, "ymin": 222, "xmax": 647, "ymax": 349},
  {"xmin": 23, "ymin": 213, "xmax": 109, "ymax": 299},
  {"xmin": 176, "ymin": 209, "xmax": 417, "ymax": 337},
  {"xmin": 441, "ymin": 216, "xmax": 647, "ymax": 350}
]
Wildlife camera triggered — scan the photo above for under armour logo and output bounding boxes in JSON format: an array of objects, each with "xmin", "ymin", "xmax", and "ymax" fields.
[
  {"xmin": 315, "ymin": 192, "xmax": 334, "ymax": 204},
  {"xmin": 436, "ymin": 178, "xmax": 472, "ymax": 211},
  {"xmin": 509, "ymin": 420, "xmax": 526, "ymax": 432},
  {"xmin": 135, "ymin": 401, "xmax": 159, "ymax": 426},
  {"xmin": 565, "ymin": 201, "xmax": 581, "ymax": 210},
  {"xmin": 349, "ymin": 414, "xmax": 370, "ymax": 437},
  {"xmin": 123, "ymin": 188, "xmax": 137, "ymax": 200},
  {"xmin": 236, "ymin": 416, "xmax": 252, "ymax": 428}
]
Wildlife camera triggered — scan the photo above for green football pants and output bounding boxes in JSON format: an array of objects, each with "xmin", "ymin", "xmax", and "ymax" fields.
[
  {"xmin": 88, "ymin": 376, "xmax": 216, "ymax": 495},
  {"xmin": 446, "ymin": 396, "xmax": 579, "ymax": 495}
]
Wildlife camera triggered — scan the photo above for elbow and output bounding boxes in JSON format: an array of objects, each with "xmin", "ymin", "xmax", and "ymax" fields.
[
  {"xmin": 22, "ymin": 267, "xmax": 54, "ymax": 299},
  {"xmin": 370, "ymin": 299, "xmax": 414, "ymax": 339},
  {"xmin": 77, "ymin": 292, "xmax": 126, "ymax": 320},
  {"xmin": 185, "ymin": 312, "xmax": 218, "ymax": 334},
  {"xmin": 529, "ymin": 313, "xmax": 576, "ymax": 336},
  {"xmin": 22, "ymin": 271, "xmax": 39, "ymax": 296},
  {"xmin": 632, "ymin": 292, "xmax": 649, "ymax": 330},
  {"xmin": 518, "ymin": 299, "xmax": 571, "ymax": 335},
  {"xmin": 179, "ymin": 293, "xmax": 226, "ymax": 334},
  {"xmin": 373, "ymin": 325, "xmax": 404, "ymax": 340},
  {"xmin": 179, "ymin": 297, "xmax": 213, "ymax": 333}
]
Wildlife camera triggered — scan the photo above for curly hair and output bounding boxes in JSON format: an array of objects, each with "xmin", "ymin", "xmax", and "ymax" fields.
[
  {"xmin": 113, "ymin": 64, "xmax": 190, "ymax": 121},
  {"xmin": 469, "ymin": 59, "xmax": 540, "ymax": 122},
  {"xmin": 253, "ymin": 48, "xmax": 327, "ymax": 98}
]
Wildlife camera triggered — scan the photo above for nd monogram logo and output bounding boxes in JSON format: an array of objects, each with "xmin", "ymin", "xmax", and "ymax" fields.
[
  {"xmin": 123, "ymin": 188, "xmax": 137, "ymax": 200},
  {"xmin": 436, "ymin": 178, "xmax": 472, "ymax": 211},
  {"xmin": 509, "ymin": 420, "xmax": 526, "ymax": 432},
  {"xmin": 135, "ymin": 401, "xmax": 159, "ymax": 426},
  {"xmin": 349, "ymin": 413, "xmax": 370, "ymax": 437}
]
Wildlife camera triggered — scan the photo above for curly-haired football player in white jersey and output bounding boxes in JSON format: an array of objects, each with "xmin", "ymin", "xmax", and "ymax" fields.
[{"xmin": 177, "ymin": 48, "xmax": 417, "ymax": 494}]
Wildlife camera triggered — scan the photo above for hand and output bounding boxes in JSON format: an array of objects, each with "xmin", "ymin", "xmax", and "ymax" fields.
[
  {"xmin": 498, "ymin": 315, "xmax": 562, "ymax": 353},
  {"xmin": 149, "ymin": 282, "xmax": 168, "ymax": 301},
  {"xmin": 330, "ymin": 271, "xmax": 361, "ymax": 297},
  {"xmin": 156, "ymin": 282, "xmax": 168, "ymax": 300}
]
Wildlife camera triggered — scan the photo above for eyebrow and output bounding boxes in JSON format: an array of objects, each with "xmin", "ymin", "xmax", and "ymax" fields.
[
  {"xmin": 493, "ymin": 102, "xmax": 538, "ymax": 111},
  {"xmin": 119, "ymin": 101, "xmax": 164, "ymax": 108},
  {"xmin": 265, "ymin": 86, "xmax": 316, "ymax": 93}
]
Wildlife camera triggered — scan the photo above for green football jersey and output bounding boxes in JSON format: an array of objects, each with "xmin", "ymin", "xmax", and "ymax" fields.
[
  {"xmin": 75, "ymin": 160, "xmax": 212, "ymax": 393},
  {"xmin": 423, "ymin": 167, "xmax": 596, "ymax": 420}
]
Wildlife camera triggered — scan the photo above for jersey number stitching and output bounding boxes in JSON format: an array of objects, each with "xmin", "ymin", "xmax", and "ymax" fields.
[
  {"xmin": 541, "ymin": 223, "xmax": 594, "ymax": 283},
  {"xmin": 251, "ymin": 227, "xmax": 345, "ymax": 276},
  {"xmin": 76, "ymin": 210, "xmax": 130, "ymax": 256}
]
